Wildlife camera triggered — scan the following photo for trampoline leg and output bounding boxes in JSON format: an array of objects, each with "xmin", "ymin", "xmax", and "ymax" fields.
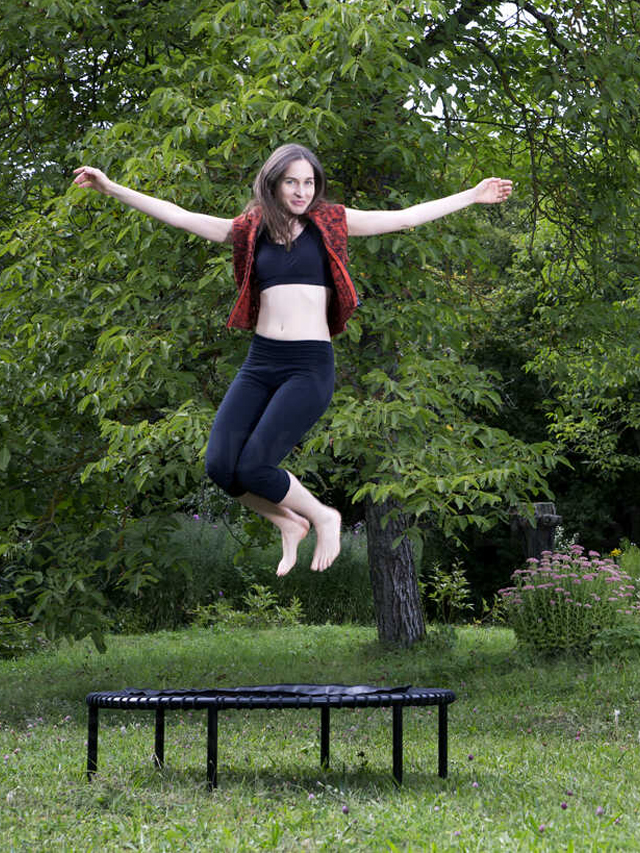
[
  {"xmin": 320, "ymin": 706, "xmax": 330, "ymax": 768},
  {"xmin": 154, "ymin": 707, "xmax": 165, "ymax": 769},
  {"xmin": 392, "ymin": 706, "xmax": 403, "ymax": 785},
  {"xmin": 207, "ymin": 707, "xmax": 218, "ymax": 790},
  {"xmin": 438, "ymin": 704, "xmax": 448, "ymax": 778},
  {"xmin": 87, "ymin": 705, "xmax": 98, "ymax": 780}
]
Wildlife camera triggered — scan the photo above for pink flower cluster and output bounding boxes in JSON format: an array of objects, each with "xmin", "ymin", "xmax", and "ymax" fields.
[
  {"xmin": 500, "ymin": 546, "xmax": 638, "ymax": 611},
  {"xmin": 498, "ymin": 545, "xmax": 640, "ymax": 651}
]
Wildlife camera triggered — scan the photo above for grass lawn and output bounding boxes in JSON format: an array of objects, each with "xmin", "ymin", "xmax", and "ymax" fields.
[{"xmin": 1, "ymin": 623, "xmax": 639, "ymax": 851}]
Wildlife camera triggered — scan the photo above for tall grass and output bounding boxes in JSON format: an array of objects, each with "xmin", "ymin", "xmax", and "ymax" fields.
[{"xmin": 115, "ymin": 516, "xmax": 373, "ymax": 632}]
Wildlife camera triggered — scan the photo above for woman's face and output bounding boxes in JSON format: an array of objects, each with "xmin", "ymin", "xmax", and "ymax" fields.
[{"xmin": 276, "ymin": 158, "xmax": 315, "ymax": 215}]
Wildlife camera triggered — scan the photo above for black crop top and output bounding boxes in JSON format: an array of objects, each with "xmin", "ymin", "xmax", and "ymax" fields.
[{"xmin": 255, "ymin": 222, "xmax": 334, "ymax": 292}]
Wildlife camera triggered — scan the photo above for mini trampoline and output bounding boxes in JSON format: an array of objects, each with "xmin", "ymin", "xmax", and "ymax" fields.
[{"xmin": 86, "ymin": 683, "xmax": 456, "ymax": 788}]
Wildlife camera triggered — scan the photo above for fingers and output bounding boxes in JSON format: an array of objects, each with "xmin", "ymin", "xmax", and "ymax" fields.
[
  {"xmin": 73, "ymin": 166, "xmax": 92, "ymax": 179},
  {"xmin": 490, "ymin": 177, "xmax": 512, "ymax": 193},
  {"xmin": 72, "ymin": 166, "xmax": 92, "ymax": 187},
  {"xmin": 496, "ymin": 179, "xmax": 513, "ymax": 200},
  {"xmin": 478, "ymin": 177, "xmax": 513, "ymax": 204},
  {"xmin": 72, "ymin": 166, "xmax": 106, "ymax": 191}
]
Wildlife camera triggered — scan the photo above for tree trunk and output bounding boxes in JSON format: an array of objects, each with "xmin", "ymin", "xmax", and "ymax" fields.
[{"xmin": 364, "ymin": 495, "xmax": 425, "ymax": 647}]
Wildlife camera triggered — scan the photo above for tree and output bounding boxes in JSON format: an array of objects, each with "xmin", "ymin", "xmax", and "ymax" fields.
[
  {"xmin": 13, "ymin": 0, "xmax": 633, "ymax": 648},
  {"xmin": 439, "ymin": 1, "xmax": 640, "ymax": 545},
  {"xmin": 0, "ymin": 0, "xmax": 205, "ymax": 223}
]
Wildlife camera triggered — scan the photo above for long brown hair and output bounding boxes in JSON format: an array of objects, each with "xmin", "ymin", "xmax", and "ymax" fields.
[{"xmin": 246, "ymin": 143, "xmax": 327, "ymax": 249}]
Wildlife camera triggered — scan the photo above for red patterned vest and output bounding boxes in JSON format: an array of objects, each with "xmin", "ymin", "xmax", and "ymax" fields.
[{"xmin": 227, "ymin": 201, "xmax": 360, "ymax": 337}]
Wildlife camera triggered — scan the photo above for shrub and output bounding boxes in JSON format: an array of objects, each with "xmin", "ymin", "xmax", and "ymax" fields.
[
  {"xmin": 619, "ymin": 540, "xmax": 640, "ymax": 582},
  {"xmin": 106, "ymin": 515, "xmax": 225, "ymax": 633},
  {"xmin": 423, "ymin": 560, "xmax": 474, "ymax": 624},
  {"xmin": 590, "ymin": 623, "xmax": 640, "ymax": 659},
  {"xmin": 189, "ymin": 584, "xmax": 304, "ymax": 631},
  {"xmin": 0, "ymin": 608, "xmax": 48, "ymax": 659},
  {"xmin": 499, "ymin": 545, "xmax": 640, "ymax": 655}
]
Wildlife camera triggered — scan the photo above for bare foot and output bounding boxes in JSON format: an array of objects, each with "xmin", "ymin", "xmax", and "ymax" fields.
[
  {"xmin": 276, "ymin": 513, "xmax": 310, "ymax": 577},
  {"xmin": 311, "ymin": 508, "xmax": 341, "ymax": 572}
]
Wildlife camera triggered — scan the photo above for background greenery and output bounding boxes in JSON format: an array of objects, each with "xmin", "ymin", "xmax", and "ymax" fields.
[{"xmin": 2, "ymin": 0, "xmax": 640, "ymax": 647}]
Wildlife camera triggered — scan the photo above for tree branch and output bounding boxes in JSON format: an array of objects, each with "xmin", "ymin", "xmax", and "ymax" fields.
[
  {"xmin": 406, "ymin": 0, "xmax": 500, "ymax": 64},
  {"xmin": 517, "ymin": 1, "xmax": 572, "ymax": 57}
]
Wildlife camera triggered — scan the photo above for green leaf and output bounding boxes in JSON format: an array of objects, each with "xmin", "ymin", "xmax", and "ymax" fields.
[{"xmin": 0, "ymin": 447, "xmax": 11, "ymax": 471}]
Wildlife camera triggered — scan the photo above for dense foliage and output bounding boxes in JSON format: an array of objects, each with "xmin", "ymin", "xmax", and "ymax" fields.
[{"xmin": 2, "ymin": 1, "xmax": 640, "ymax": 648}]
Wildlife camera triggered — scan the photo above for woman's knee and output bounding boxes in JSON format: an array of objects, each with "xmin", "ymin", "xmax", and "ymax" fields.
[
  {"xmin": 205, "ymin": 445, "xmax": 235, "ymax": 493},
  {"xmin": 235, "ymin": 463, "xmax": 289, "ymax": 504}
]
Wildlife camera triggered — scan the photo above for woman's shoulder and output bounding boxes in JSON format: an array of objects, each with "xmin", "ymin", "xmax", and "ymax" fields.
[
  {"xmin": 308, "ymin": 201, "xmax": 347, "ymax": 235},
  {"xmin": 233, "ymin": 205, "xmax": 262, "ymax": 227},
  {"xmin": 313, "ymin": 200, "xmax": 344, "ymax": 214},
  {"xmin": 232, "ymin": 206, "xmax": 263, "ymax": 246}
]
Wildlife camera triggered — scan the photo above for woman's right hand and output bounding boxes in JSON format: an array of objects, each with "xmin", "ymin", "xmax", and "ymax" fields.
[
  {"xmin": 73, "ymin": 166, "xmax": 113, "ymax": 195},
  {"xmin": 70, "ymin": 165, "xmax": 234, "ymax": 242}
]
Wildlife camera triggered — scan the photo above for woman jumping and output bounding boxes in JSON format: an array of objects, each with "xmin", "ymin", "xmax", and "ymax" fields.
[{"xmin": 73, "ymin": 144, "xmax": 512, "ymax": 576}]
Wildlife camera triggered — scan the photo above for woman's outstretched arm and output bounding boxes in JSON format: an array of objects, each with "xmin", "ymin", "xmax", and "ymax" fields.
[
  {"xmin": 345, "ymin": 177, "xmax": 513, "ymax": 237},
  {"xmin": 72, "ymin": 166, "xmax": 234, "ymax": 243}
]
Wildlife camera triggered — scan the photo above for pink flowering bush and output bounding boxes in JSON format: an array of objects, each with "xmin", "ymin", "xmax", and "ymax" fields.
[{"xmin": 499, "ymin": 545, "xmax": 640, "ymax": 655}]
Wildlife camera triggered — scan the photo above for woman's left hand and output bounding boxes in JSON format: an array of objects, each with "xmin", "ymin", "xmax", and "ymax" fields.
[{"xmin": 473, "ymin": 177, "xmax": 513, "ymax": 204}]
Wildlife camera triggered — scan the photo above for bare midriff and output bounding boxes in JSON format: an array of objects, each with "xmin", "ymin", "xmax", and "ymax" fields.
[{"xmin": 255, "ymin": 284, "xmax": 332, "ymax": 341}]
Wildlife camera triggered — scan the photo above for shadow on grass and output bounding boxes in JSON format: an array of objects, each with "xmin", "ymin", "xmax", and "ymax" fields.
[{"xmin": 83, "ymin": 759, "xmax": 454, "ymax": 797}]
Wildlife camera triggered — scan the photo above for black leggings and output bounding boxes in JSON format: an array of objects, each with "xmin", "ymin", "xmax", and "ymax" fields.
[{"xmin": 205, "ymin": 334, "xmax": 335, "ymax": 504}]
